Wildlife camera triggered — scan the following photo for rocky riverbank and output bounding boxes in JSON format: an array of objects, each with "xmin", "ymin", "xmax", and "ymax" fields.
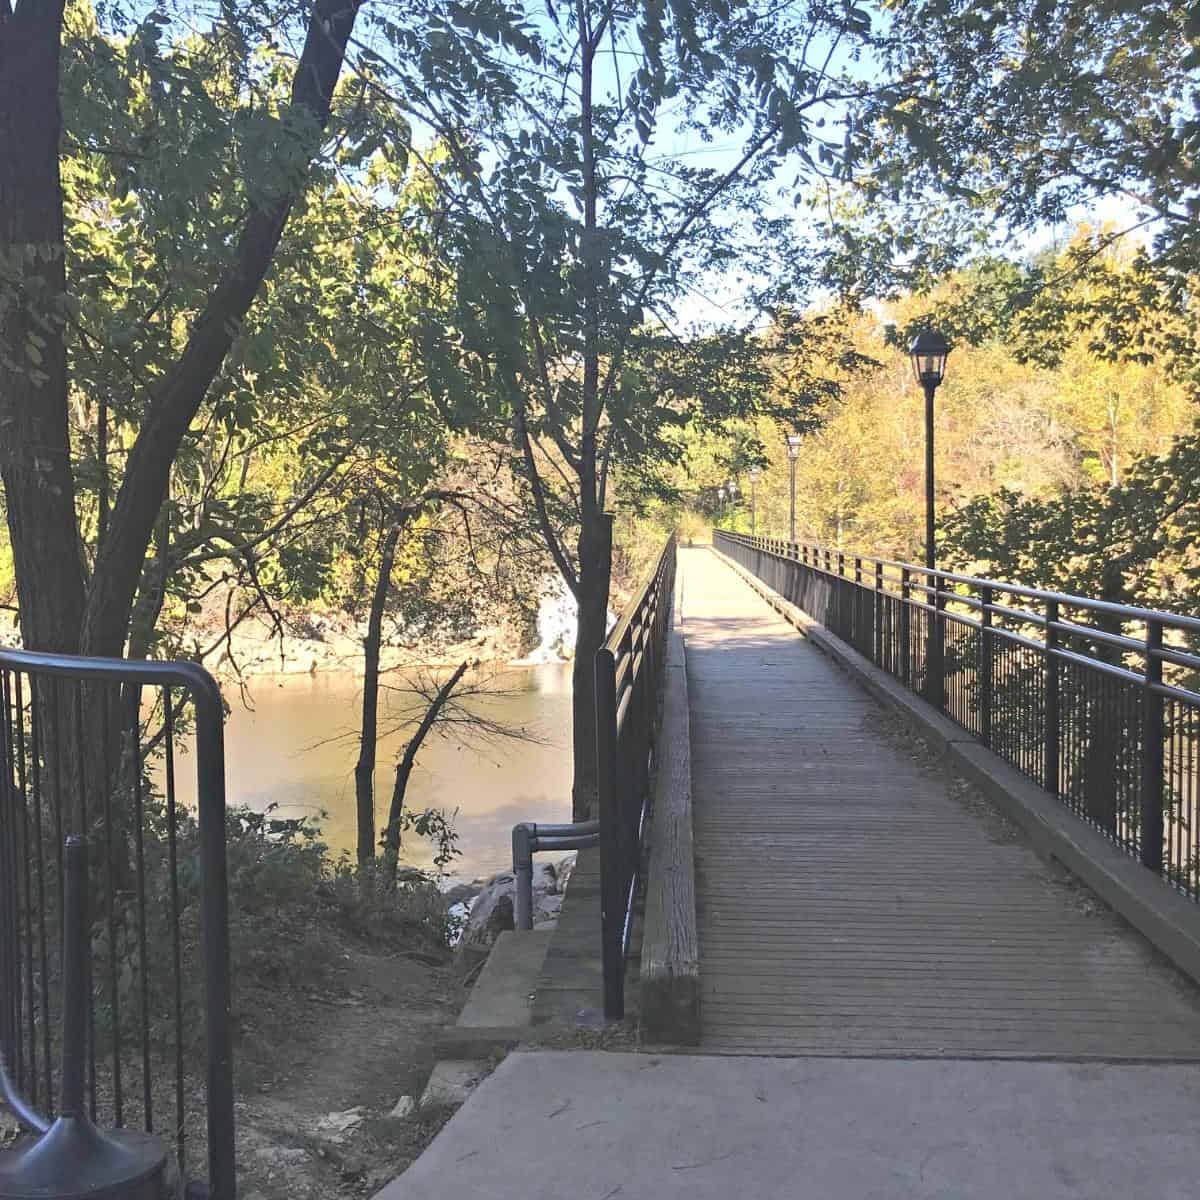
[
  {"xmin": 195, "ymin": 604, "xmax": 536, "ymax": 679},
  {"xmin": 448, "ymin": 855, "xmax": 577, "ymax": 950}
]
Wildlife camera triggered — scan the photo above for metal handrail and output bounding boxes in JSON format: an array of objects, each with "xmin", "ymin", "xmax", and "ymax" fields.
[
  {"xmin": 715, "ymin": 530, "xmax": 1200, "ymax": 902},
  {"xmin": 746, "ymin": 534, "xmax": 1200, "ymax": 635},
  {"xmin": 596, "ymin": 535, "xmax": 677, "ymax": 1020},
  {"xmin": 719, "ymin": 532, "xmax": 1200, "ymax": 698},
  {"xmin": 511, "ymin": 820, "xmax": 599, "ymax": 931},
  {"xmin": 0, "ymin": 646, "xmax": 235, "ymax": 1199}
]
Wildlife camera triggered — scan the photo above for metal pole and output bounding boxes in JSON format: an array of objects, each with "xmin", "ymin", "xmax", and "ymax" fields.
[
  {"xmin": 512, "ymin": 824, "xmax": 534, "ymax": 931},
  {"xmin": 59, "ymin": 837, "xmax": 87, "ymax": 1122},
  {"xmin": 1142, "ymin": 623, "xmax": 1165, "ymax": 874},
  {"xmin": 924, "ymin": 379, "xmax": 936, "ymax": 572},
  {"xmin": 874, "ymin": 561, "xmax": 884, "ymax": 667},
  {"xmin": 789, "ymin": 458, "xmax": 797, "ymax": 544},
  {"xmin": 595, "ymin": 649, "xmax": 623, "ymax": 1021},
  {"xmin": 193, "ymin": 674, "xmax": 236, "ymax": 1200},
  {"xmin": 980, "ymin": 586, "xmax": 994, "ymax": 747},
  {"xmin": 751, "ymin": 478, "xmax": 756, "ymax": 536},
  {"xmin": 1044, "ymin": 600, "xmax": 1061, "ymax": 796}
]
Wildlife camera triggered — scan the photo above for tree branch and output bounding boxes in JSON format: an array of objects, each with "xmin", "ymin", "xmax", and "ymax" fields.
[
  {"xmin": 80, "ymin": 0, "xmax": 363, "ymax": 657},
  {"xmin": 513, "ymin": 384, "xmax": 579, "ymax": 595}
]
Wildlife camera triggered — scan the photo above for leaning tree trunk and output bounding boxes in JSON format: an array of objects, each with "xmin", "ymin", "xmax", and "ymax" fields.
[
  {"xmin": 353, "ymin": 521, "xmax": 402, "ymax": 868},
  {"xmin": 380, "ymin": 660, "xmax": 470, "ymax": 879},
  {"xmin": 3, "ymin": 0, "xmax": 364, "ymax": 664}
]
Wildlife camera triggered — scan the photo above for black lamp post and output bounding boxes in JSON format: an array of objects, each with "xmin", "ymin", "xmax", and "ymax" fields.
[
  {"xmin": 909, "ymin": 330, "xmax": 951, "ymax": 571},
  {"xmin": 786, "ymin": 434, "xmax": 802, "ymax": 543},
  {"xmin": 749, "ymin": 467, "xmax": 760, "ymax": 537}
]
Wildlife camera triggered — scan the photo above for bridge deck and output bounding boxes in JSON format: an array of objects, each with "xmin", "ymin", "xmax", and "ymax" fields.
[{"xmin": 682, "ymin": 546, "xmax": 1200, "ymax": 1058}]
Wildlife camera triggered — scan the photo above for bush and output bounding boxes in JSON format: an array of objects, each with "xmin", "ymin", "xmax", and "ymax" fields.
[{"xmin": 88, "ymin": 799, "xmax": 459, "ymax": 1060}]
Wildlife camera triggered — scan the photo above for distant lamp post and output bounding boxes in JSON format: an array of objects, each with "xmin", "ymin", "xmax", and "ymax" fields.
[
  {"xmin": 749, "ymin": 467, "xmax": 761, "ymax": 536},
  {"xmin": 717, "ymin": 485, "xmax": 727, "ymax": 524},
  {"xmin": 786, "ymin": 434, "xmax": 802, "ymax": 543},
  {"xmin": 909, "ymin": 329, "xmax": 951, "ymax": 571}
]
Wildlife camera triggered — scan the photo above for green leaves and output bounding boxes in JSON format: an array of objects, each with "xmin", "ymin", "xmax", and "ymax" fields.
[{"xmin": 849, "ymin": 0, "xmax": 1200, "ymax": 293}]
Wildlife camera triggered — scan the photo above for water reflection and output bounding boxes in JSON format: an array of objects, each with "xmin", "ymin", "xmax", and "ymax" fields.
[{"xmin": 172, "ymin": 664, "xmax": 573, "ymax": 884}]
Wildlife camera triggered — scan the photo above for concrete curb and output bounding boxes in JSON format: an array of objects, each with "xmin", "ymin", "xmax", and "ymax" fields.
[{"xmin": 712, "ymin": 545, "xmax": 1200, "ymax": 991}]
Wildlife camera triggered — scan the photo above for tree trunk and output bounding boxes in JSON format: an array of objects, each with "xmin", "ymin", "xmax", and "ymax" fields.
[
  {"xmin": 0, "ymin": 0, "xmax": 87, "ymax": 655},
  {"xmin": 380, "ymin": 660, "xmax": 470, "ymax": 877},
  {"xmin": 354, "ymin": 521, "xmax": 402, "ymax": 868},
  {"xmin": 570, "ymin": 507, "xmax": 613, "ymax": 821},
  {"xmin": 81, "ymin": 0, "xmax": 361, "ymax": 660},
  {"xmin": 568, "ymin": 8, "xmax": 613, "ymax": 823}
]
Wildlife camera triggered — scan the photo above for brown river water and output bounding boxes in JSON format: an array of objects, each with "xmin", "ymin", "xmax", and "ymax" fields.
[{"xmin": 171, "ymin": 665, "xmax": 574, "ymax": 885}]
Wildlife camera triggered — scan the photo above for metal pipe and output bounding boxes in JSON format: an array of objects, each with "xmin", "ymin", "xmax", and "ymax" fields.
[
  {"xmin": 512, "ymin": 824, "xmax": 534, "ymax": 931},
  {"xmin": 512, "ymin": 819, "xmax": 603, "ymax": 932}
]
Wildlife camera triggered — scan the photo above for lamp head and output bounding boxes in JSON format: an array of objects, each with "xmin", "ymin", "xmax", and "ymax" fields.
[{"xmin": 909, "ymin": 329, "xmax": 951, "ymax": 388}]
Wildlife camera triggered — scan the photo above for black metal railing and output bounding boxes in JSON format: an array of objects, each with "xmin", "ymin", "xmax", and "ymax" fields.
[
  {"xmin": 716, "ymin": 530, "xmax": 1200, "ymax": 901},
  {"xmin": 596, "ymin": 535, "xmax": 677, "ymax": 1020},
  {"xmin": 0, "ymin": 647, "xmax": 234, "ymax": 1198}
]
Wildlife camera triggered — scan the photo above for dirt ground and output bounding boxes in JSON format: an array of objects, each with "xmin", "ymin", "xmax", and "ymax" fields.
[{"xmin": 232, "ymin": 941, "xmax": 472, "ymax": 1200}]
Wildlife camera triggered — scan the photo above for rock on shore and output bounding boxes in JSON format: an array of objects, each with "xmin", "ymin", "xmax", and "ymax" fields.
[{"xmin": 453, "ymin": 855, "xmax": 576, "ymax": 950}]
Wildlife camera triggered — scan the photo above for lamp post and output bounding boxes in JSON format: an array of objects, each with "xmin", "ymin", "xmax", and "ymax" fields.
[
  {"xmin": 717, "ymin": 485, "xmax": 726, "ymax": 525},
  {"xmin": 786, "ymin": 434, "xmax": 802, "ymax": 543},
  {"xmin": 749, "ymin": 467, "xmax": 760, "ymax": 536},
  {"xmin": 909, "ymin": 330, "xmax": 951, "ymax": 571},
  {"xmin": 910, "ymin": 329, "xmax": 951, "ymax": 710}
]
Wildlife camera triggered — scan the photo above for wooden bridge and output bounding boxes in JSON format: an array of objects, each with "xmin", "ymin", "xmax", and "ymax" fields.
[{"xmin": 680, "ymin": 545, "xmax": 1200, "ymax": 1057}]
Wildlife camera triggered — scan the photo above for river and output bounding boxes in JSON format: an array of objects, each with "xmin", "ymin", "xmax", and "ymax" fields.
[{"xmin": 174, "ymin": 664, "xmax": 575, "ymax": 885}]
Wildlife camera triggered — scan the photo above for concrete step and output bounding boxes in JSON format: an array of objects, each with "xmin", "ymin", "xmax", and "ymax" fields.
[
  {"xmin": 421, "ymin": 931, "xmax": 553, "ymax": 1108},
  {"xmin": 457, "ymin": 929, "xmax": 551, "ymax": 1032}
]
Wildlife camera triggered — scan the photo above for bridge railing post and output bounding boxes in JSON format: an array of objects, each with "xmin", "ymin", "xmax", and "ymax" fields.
[
  {"xmin": 900, "ymin": 567, "xmax": 911, "ymax": 688},
  {"xmin": 926, "ymin": 569, "xmax": 945, "ymax": 710},
  {"xmin": 1044, "ymin": 599, "xmax": 1061, "ymax": 797},
  {"xmin": 836, "ymin": 552, "xmax": 846, "ymax": 640},
  {"xmin": 979, "ymin": 586, "xmax": 994, "ymax": 747},
  {"xmin": 852, "ymin": 556, "xmax": 862, "ymax": 653},
  {"xmin": 874, "ymin": 561, "xmax": 884, "ymax": 668},
  {"xmin": 595, "ymin": 647, "xmax": 624, "ymax": 1020},
  {"xmin": 1141, "ymin": 622, "xmax": 1165, "ymax": 874}
]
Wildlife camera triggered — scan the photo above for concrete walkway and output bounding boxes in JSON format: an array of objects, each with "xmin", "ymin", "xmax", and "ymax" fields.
[
  {"xmin": 682, "ymin": 547, "xmax": 1200, "ymax": 1057},
  {"xmin": 380, "ymin": 1050, "xmax": 1200, "ymax": 1199}
]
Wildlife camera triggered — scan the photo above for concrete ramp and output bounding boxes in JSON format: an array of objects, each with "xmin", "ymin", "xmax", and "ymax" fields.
[{"xmin": 376, "ymin": 1049, "xmax": 1200, "ymax": 1198}]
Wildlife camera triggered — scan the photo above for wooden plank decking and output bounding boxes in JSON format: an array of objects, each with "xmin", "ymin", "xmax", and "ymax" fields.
[{"xmin": 681, "ymin": 546, "xmax": 1200, "ymax": 1058}]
